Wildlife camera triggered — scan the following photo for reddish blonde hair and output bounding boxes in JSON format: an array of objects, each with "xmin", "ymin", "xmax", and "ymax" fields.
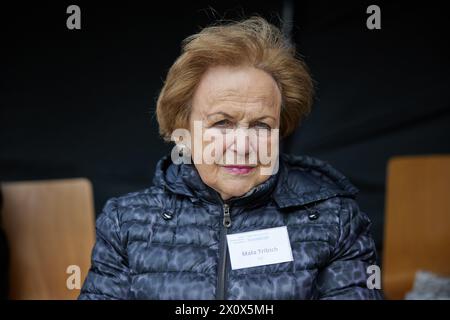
[{"xmin": 156, "ymin": 16, "xmax": 314, "ymax": 141}]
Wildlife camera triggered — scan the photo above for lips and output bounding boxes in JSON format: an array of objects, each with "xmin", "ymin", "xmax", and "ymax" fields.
[{"xmin": 222, "ymin": 165, "xmax": 256, "ymax": 175}]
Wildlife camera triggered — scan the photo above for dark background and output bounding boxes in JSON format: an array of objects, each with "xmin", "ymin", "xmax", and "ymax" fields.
[{"xmin": 1, "ymin": 0, "xmax": 449, "ymax": 255}]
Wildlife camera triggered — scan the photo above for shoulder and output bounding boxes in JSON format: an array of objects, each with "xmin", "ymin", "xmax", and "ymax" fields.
[
  {"xmin": 277, "ymin": 154, "xmax": 372, "ymax": 235},
  {"xmin": 114, "ymin": 187, "xmax": 163, "ymax": 209},
  {"xmin": 98, "ymin": 186, "xmax": 171, "ymax": 227},
  {"xmin": 273, "ymin": 153, "xmax": 359, "ymax": 208},
  {"xmin": 280, "ymin": 153, "xmax": 359, "ymax": 196}
]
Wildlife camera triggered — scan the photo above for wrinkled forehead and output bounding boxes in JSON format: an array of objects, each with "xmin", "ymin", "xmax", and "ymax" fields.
[{"xmin": 192, "ymin": 66, "xmax": 282, "ymax": 118}]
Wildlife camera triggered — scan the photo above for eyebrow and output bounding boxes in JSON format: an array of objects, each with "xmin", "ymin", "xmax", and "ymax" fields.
[{"xmin": 206, "ymin": 111, "xmax": 276, "ymax": 121}]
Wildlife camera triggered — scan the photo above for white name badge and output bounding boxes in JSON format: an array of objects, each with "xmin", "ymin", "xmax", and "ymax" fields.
[{"xmin": 226, "ymin": 226, "xmax": 294, "ymax": 270}]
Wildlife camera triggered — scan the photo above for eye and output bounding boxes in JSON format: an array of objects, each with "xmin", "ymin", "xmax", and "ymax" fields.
[
  {"xmin": 213, "ymin": 119, "xmax": 233, "ymax": 128},
  {"xmin": 253, "ymin": 122, "xmax": 272, "ymax": 130}
]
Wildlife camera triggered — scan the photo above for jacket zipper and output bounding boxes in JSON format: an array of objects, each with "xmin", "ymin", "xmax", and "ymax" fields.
[{"xmin": 216, "ymin": 203, "xmax": 231, "ymax": 300}]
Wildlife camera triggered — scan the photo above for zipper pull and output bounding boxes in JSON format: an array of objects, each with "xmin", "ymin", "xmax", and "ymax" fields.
[{"xmin": 223, "ymin": 203, "xmax": 231, "ymax": 228}]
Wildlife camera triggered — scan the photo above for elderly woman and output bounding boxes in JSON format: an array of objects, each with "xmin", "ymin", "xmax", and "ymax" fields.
[{"xmin": 79, "ymin": 17, "xmax": 382, "ymax": 300}]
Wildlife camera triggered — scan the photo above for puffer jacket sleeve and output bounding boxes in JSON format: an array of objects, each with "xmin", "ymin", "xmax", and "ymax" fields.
[
  {"xmin": 78, "ymin": 198, "xmax": 130, "ymax": 300},
  {"xmin": 314, "ymin": 197, "xmax": 383, "ymax": 300}
]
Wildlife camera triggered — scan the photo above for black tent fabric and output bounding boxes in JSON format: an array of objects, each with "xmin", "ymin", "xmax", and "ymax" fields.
[{"xmin": 285, "ymin": 1, "xmax": 450, "ymax": 249}]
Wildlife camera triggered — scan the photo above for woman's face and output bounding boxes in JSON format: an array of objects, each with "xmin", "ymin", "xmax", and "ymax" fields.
[{"xmin": 188, "ymin": 65, "xmax": 281, "ymax": 200}]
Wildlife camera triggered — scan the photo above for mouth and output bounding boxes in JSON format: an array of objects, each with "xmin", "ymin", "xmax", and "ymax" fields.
[{"xmin": 221, "ymin": 165, "xmax": 256, "ymax": 175}]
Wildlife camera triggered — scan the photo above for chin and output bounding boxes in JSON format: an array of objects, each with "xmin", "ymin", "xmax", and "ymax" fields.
[{"xmin": 220, "ymin": 183, "xmax": 254, "ymax": 199}]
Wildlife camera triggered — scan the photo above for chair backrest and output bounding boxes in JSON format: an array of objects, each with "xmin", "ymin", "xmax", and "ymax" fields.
[
  {"xmin": 0, "ymin": 178, "xmax": 95, "ymax": 299},
  {"xmin": 382, "ymin": 155, "xmax": 450, "ymax": 299}
]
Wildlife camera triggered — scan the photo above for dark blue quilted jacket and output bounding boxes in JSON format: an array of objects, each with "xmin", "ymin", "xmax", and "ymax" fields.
[{"xmin": 79, "ymin": 153, "xmax": 382, "ymax": 300}]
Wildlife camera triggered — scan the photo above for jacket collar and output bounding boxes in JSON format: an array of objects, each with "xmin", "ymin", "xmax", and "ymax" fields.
[
  {"xmin": 153, "ymin": 153, "xmax": 359, "ymax": 209},
  {"xmin": 154, "ymin": 154, "xmax": 279, "ymax": 208}
]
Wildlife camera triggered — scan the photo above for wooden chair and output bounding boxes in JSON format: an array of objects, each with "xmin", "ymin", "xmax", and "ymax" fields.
[
  {"xmin": 0, "ymin": 178, "xmax": 95, "ymax": 299},
  {"xmin": 382, "ymin": 155, "xmax": 450, "ymax": 299}
]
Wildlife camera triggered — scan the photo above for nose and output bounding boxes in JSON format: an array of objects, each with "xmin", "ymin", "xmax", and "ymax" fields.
[{"xmin": 230, "ymin": 127, "xmax": 251, "ymax": 156}]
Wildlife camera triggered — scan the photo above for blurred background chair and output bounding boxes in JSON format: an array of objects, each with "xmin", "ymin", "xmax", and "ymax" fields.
[
  {"xmin": 382, "ymin": 155, "xmax": 450, "ymax": 299},
  {"xmin": 0, "ymin": 178, "xmax": 95, "ymax": 299}
]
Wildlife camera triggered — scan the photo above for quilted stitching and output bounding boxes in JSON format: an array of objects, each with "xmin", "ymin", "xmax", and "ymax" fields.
[{"xmin": 79, "ymin": 153, "xmax": 382, "ymax": 300}]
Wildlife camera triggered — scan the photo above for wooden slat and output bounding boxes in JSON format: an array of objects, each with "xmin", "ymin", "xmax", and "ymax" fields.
[
  {"xmin": 1, "ymin": 178, "xmax": 95, "ymax": 299},
  {"xmin": 383, "ymin": 155, "xmax": 450, "ymax": 299}
]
